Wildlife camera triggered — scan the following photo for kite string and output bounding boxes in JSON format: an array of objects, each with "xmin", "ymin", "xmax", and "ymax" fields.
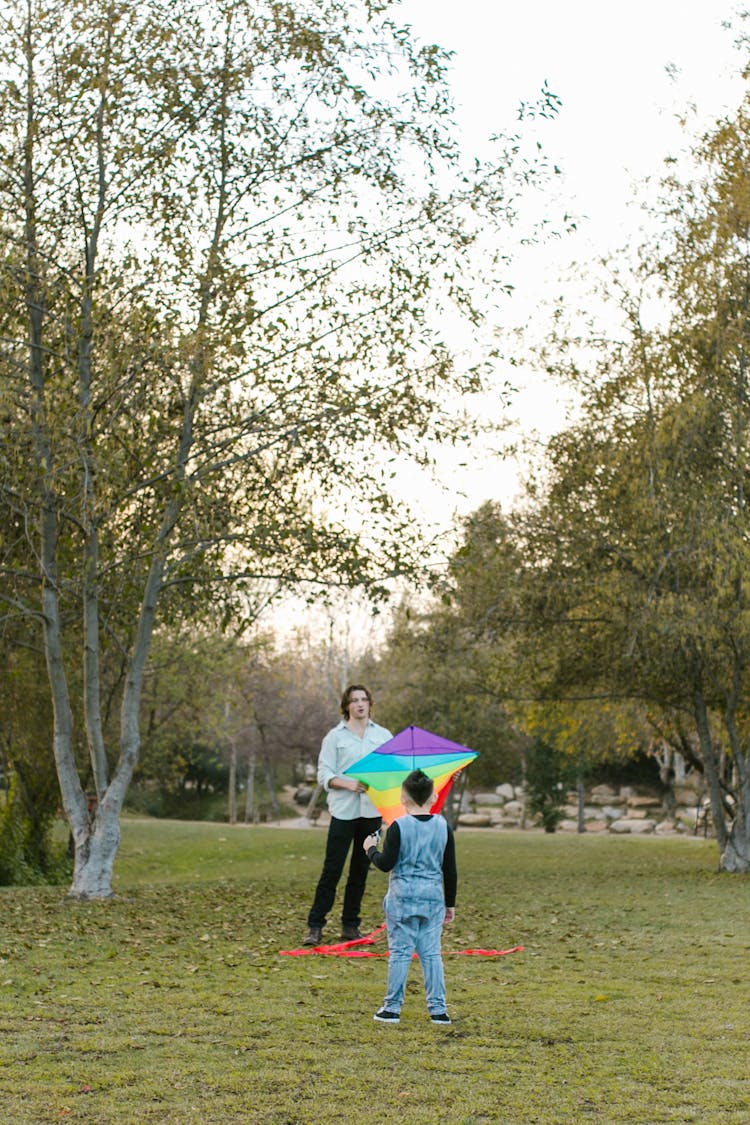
[{"xmin": 279, "ymin": 924, "xmax": 524, "ymax": 959}]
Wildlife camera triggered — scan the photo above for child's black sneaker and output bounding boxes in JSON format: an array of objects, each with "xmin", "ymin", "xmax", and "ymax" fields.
[
  {"xmin": 373, "ymin": 1008, "xmax": 400, "ymax": 1024},
  {"xmin": 430, "ymin": 1012, "xmax": 451, "ymax": 1025}
]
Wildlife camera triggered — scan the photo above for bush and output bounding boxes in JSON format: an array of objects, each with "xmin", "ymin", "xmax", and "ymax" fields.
[
  {"xmin": 0, "ymin": 774, "xmax": 72, "ymax": 886},
  {"xmin": 525, "ymin": 737, "xmax": 573, "ymax": 833}
]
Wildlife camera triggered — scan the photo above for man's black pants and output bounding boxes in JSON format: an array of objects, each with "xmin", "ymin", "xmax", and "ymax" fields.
[{"xmin": 307, "ymin": 814, "xmax": 382, "ymax": 930}]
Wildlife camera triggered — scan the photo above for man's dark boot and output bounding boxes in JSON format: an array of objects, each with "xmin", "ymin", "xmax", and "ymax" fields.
[
  {"xmin": 302, "ymin": 926, "xmax": 323, "ymax": 946},
  {"xmin": 340, "ymin": 925, "xmax": 362, "ymax": 941}
]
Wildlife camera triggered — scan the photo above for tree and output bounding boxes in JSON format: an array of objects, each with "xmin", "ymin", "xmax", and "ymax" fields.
[
  {"xmin": 524, "ymin": 735, "xmax": 570, "ymax": 833},
  {"xmin": 225, "ymin": 639, "xmax": 333, "ymax": 822},
  {"xmin": 365, "ymin": 507, "xmax": 535, "ymax": 793},
  {"xmin": 135, "ymin": 628, "xmax": 237, "ymax": 816},
  {"xmin": 0, "ymin": 0, "xmax": 558, "ymax": 894},
  {"xmin": 517, "ymin": 84, "xmax": 750, "ymax": 871}
]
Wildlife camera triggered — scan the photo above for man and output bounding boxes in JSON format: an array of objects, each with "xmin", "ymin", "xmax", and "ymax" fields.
[{"xmin": 303, "ymin": 684, "xmax": 392, "ymax": 945}]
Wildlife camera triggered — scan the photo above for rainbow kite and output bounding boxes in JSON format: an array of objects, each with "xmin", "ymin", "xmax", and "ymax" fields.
[{"xmin": 344, "ymin": 725, "xmax": 478, "ymax": 825}]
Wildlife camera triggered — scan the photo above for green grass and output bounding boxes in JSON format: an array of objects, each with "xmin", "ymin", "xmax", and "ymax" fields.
[{"xmin": 1, "ymin": 822, "xmax": 749, "ymax": 1124}]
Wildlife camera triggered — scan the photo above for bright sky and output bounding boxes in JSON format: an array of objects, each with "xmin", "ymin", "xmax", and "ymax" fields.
[{"xmin": 389, "ymin": 0, "xmax": 748, "ymax": 520}]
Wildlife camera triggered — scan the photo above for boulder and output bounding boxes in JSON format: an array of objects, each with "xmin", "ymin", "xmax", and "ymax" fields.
[
  {"xmin": 458, "ymin": 812, "xmax": 492, "ymax": 827},
  {"xmin": 674, "ymin": 787, "xmax": 701, "ymax": 806},
  {"xmin": 611, "ymin": 817, "xmax": 656, "ymax": 834},
  {"xmin": 584, "ymin": 819, "xmax": 609, "ymax": 833},
  {"xmin": 590, "ymin": 783, "xmax": 616, "ymax": 798},
  {"xmin": 473, "ymin": 792, "xmax": 504, "ymax": 806},
  {"xmin": 495, "ymin": 783, "xmax": 515, "ymax": 801},
  {"xmin": 628, "ymin": 818, "xmax": 656, "ymax": 834},
  {"xmin": 626, "ymin": 796, "xmax": 661, "ymax": 809},
  {"xmin": 503, "ymin": 800, "xmax": 525, "ymax": 817}
]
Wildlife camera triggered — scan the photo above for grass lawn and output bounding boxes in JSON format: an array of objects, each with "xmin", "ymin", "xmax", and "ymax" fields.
[{"xmin": 0, "ymin": 821, "xmax": 748, "ymax": 1124}]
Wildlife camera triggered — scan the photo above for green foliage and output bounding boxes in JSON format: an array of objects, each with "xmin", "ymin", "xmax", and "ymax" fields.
[
  {"xmin": 0, "ymin": 775, "xmax": 71, "ymax": 886},
  {"xmin": 135, "ymin": 627, "xmax": 336, "ymax": 821},
  {"xmin": 366, "ymin": 589, "xmax": 527, "ymax": 789},
  {"xmin": 515, "ymin": 87, "xmax": 750, "ymax": 868},
  {"xmin": 0, "ymin": 646, "xmax": 73, "ymax": 885},
  {"xmin": 0, "ymin": 821, "xmax": 748, "ymax": 1123},
  {"xmin": 524, "ymin": 736, "xmax": 572, "ymax": 833}
]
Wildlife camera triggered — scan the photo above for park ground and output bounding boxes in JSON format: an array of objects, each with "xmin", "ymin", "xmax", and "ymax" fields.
[{"xmin": 0, "ymin": 821, "xmax": 749, "ymax": 1124}]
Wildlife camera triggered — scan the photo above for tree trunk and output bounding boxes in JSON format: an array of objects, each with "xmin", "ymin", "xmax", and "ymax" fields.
[
  {"xmin": 576, "ymin": 773, "xmax": 586, "ymax": 834},
  {"xmin": 719, "ymin": 828, "xmax": 750, "ymax": 873},
  {"xmin": 69, "ymin": 799, "xmax": 121, "ymax": 899},
  {"xmin": 719, "ymin": 700, "xmax": 750, "ymax": 874},
  {"xmin": 303, "ymin": 783, "xmax": 323, "ymax": 823},
  {"xmin": 693, "ymin": 690, "xmax": 741, "ymax": 869},
  {"xmin": 263, "ymin": 755, "xmax": 279, "ymax": 820},
  {"xmin": 244, "ymin": 748, "xmax": 255, "ymax": 823},
  {"xmin": 228, "ymin": 738, "xmax": 237, "ymax": 825}
]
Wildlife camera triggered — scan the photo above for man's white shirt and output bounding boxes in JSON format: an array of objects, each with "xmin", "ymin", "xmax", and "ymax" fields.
[{"xmin": 317, "ymin": 719, "xmax": 393, "ymax": 819}]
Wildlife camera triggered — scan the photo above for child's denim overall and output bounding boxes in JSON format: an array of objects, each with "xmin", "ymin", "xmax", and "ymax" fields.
[{"xmin": 382, "ymin": 813, "xmax": 448, "ymax": 1015}]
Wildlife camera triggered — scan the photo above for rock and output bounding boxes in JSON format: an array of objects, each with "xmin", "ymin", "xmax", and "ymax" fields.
[
  {"xmin": 503, "ymin": 800, "xmax": 525, "ymax": 816},
  {"xmin": 628, "ymin": 819, "xmax": 656, "ymax": 834},
  {"xmin": 474, "ymin": 792, "xmax": 504, "ymax": 806},
  {"xmin": 495, "ymin": 783, "xmax": 515, "ymax": 801},
  {"xmin": 591, "ymin": 783, "xmax": 616, "ymax": 798},
  {"xmin": 674, "ymin": 787, "xmax": 701, "ymax": 806},
  {"xmin": 602, "ymin": 806, "xmax": 624, "ymax": 820},
  {"xmin": 626, "ymin": 796, "xmax": 661, "ymax": 808},
  {"xmin": 558, "ymin": 819, "xmax": 580, "ymax": 832},
  {"xmin": 458, "ymin": 812, "xmax": 492, "ymax": 827},
  {"xmin": 584, "ymin": 819, "xmax": 609, "ymax": 833},
  {"xmin": 588, "ymin": 793, "xmax": 625, "ymax": 806},
  {"xmin": 611, "ymin": 817, "xmax": 656, "ymax": 834}
]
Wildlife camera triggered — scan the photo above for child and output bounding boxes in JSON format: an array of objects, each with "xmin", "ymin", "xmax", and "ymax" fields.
[{"xmin": 363, "ymin": 768, "xmax": 456, "ymax": 1025}]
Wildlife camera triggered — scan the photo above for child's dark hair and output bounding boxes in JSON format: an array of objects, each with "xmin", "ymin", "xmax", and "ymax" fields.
[{"xmin": 403, "ymin": 769, "xmax": 434, "ymax": 807}]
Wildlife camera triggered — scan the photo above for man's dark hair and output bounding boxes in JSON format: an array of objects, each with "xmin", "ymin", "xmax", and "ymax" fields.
[
  {"xmin": 402, "ymin": 769, "xmax": 434, "ymax": 807},
  {"xmin": 340, "ymin": 684, "xmax": 373, "ymax": 719}
]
